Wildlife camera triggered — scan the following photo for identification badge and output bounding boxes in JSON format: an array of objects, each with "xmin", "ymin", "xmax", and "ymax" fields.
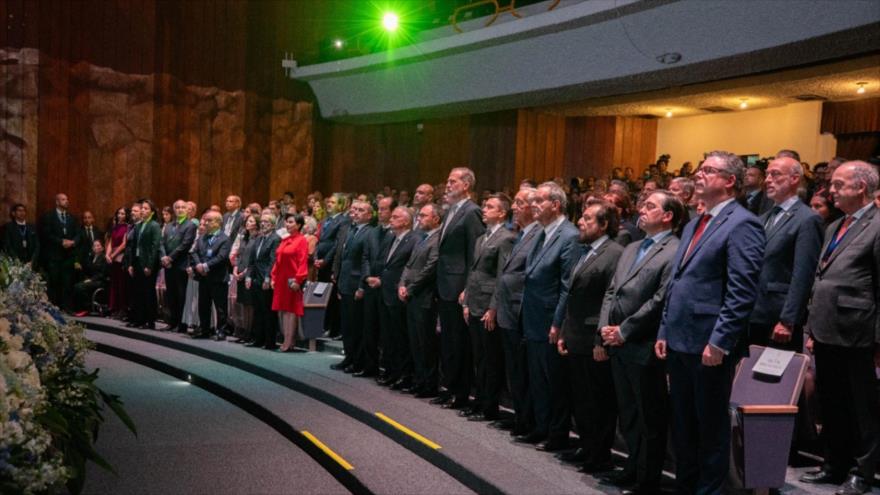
[
  {"xmin": 22, "ymin": 240, "xmax": 27, "ymax": 248},
  {"xmin": 207, "ymin": 249, "xmax": 213, "ymax": 258}
]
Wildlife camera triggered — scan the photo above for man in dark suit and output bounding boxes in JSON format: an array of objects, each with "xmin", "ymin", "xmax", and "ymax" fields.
[
  {"xmin": 76, "ymin": 210, "xmax": 103, "ymax": 267},
  {"xmin": 555, "ymin": 198, "xmax": 624, "ymax": 460},
  {"xmin": 744, "ymin": 165, "xmax": 773, "ymax": 216},
  {"xmin": 127, "ymin": 199, "xmax": 161, "ymax": 330},
  {"xmin": 316, "ymin": 193, "xmax": 348, "ymax": 338},
  {"xmin": 598, "ymin": 190, "xmax": 684, "ymax": 492},
  {"xmin": 434, "ymin": 167, "xmax": 485, "ymax": 409},
  {"xmin": 221, "ymin": 195, "xmax": 244, "ymax": 238},
  {"xmin": 484, "ymin": 187, "xmax": 541, "ymax": 435},
  {"xmin": 41, "ymin": 193, "xmax": 80, "ymax": 311},
  {"xmin": 801, "ymin": 161, "xmax": 879, "ymax": 495},
  {"xmin": 123, "ymin": 202, "xmax": 142, "ymax": 321},
  {"xmin": 189, "ymin": 211, "xmax": 231, "ymax": 340},
  {"xmin": 518, "ymin": 181, "xmax": 580, "ymax": 446},
  {"xmin": 330, "ymin": 200, "xmax": 375, "ymax": 374},
  {"xmin": 749, "ymin": 157, "xmax": 823, "ymax": 351},
  {"xmin": 3, "ymin": 203, "xmax": 39, "ymax": 265},
  {"xmin": 246, "ymin": 213, "xmax": 281, "ymax": 349},
  {"xmin": 656, "ymin": 151, "xmax": 765, "ymax": 494},
  {"xmin": 461, "ymin": 194, "xmax": 516, "ymax": 421},
  {"xmin": 362, "ymin": 197, "xmax": 394, "ymax": 381},
  {"xmin": 159, "ymin": 200, "xmax": 198, "ymax": 333},
  {"xmin": 370, "ymin": 206, "xmax": 419, "ymax": 389},
  {"xmin": 399, "ymin": 204, "xmax": 441, "ymax": 397},
  {"xmin": 73, "ymin": 238, "xmax": 109, "ymax": 314}
]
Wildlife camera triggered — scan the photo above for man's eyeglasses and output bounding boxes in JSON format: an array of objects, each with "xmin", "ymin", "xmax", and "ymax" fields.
[{"xmin": 695, "ymin": 166, "xmax": 726, "ymax": 176}]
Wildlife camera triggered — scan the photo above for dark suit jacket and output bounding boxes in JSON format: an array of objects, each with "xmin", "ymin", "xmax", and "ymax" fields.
[
  {"xmin": 401, "ymin": 230, "xmax": 439, "ymax": 309},
  {"xmin": 658, "ymin": 200, "xmax": 765, "ymax": 354},
  {"xmin": 316, "ymin": 213, "xmax": 346, "ymax": 262},
  {"xmin": 221, "ymin": 210, "xmax": 244, "ymax": 238},
  {"xmin": 806, "ymin": 204, "xmax": 880, "ymax": 348},
  {"xmin": 746, "ymin": 190, "xmax": 774, "ymax": 216},
  {"xmin": 337, "ymin": 223, "xmax": 373, "ymax": 295},
  {"xmin": 436, "ymin": 200, "xmax": 485, "ymax": 301},
  {"xmin": 463, "ymin": 226, "xmax": 515, "ymax": 317},
  {"xmin": 363, "ymin": 225, "xmax": 392, "ymax": 281},
  {"xmin": 246, "ymin": 232, "xmax": 281, "ymax": 285},
  {"xmin": 160, "ymin": 220, "xmax": 198, "ymax": 269},
  {"xmin": 492, "ymin": 224, "xmax": 541, "ymax": 330},
  {"xmin": 379, "ymin": 230, "xmax": 420, "ymax": 307},
  {"xmin": 599, "ymin": 233, "xmax": 680, "ymax": 365},
  {"xmin": 77, "ymin": 225, "xmax": 104, "ymax": 264},
  {"xmin": 2, "ymin": 221, "xmax": 40, "ymax": 264},
  {"xmin": 81, "ymin": 252, "xmax": 109, "ymax": 282},
  {"xmin": 40, "ymin": 210, "xmax": 80, "ymax": 262},
  {"xmin": 750, "ymin": 200, "xmax": 823, "ymax": 327},
  {"xmin": 559, "ymin": 238, "xmax": 624, "ymax": 355},
  {"xmin": 522, "ymin": 219, "xmax": 581, "ymax": 342},
  {"xmin": 131, "ymin": 219, "xmax": 161, "ymax": 272},
  {"xmin": 190, "ymin": 231, "xmax": 232, "ymax": 283}
]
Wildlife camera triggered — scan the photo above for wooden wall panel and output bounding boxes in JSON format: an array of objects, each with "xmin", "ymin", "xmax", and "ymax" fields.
[
  {"xmin": 514, "ymin": 109, "xmax": 566, "ymax": 185},
  {"xmin": 564, "ymin": 116, "xmax": 657, "ymax": 181}
]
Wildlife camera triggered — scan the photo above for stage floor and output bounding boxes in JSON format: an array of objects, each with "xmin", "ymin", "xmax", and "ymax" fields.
[{"xmin": 79, "ymin": 316, "xmax": 852, "ymax": 494}]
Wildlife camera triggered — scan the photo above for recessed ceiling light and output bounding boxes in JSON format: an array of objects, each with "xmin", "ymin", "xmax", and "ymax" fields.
[
  {"xmin": 856, "ymin": 82, "xmax": 867, "ymax": 94},
  {"xmin": 665, "ymin": 108, "xmax": 673, "ymax": 118},
  {"xmin": 739, "ymin": 98, "xmax": 749, "ymax": 109}
]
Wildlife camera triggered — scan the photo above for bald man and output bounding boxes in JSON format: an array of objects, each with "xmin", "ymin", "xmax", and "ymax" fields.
[
  {"xmin": 222, "ymin": 195, "xmax": 244, "ymax": 238},
  {"xmin": 748, "ymin": 157, "xmax": 823, "ymax": 352}
]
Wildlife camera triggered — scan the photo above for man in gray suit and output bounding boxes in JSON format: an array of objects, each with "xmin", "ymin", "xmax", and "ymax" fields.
[
  {"xmin": 556, "ymin": 198, "xmax": 625, "ymax": 461},
  {"xmin": 598, "ymin": 190, "xmax": 684, "ymax": 492},
  {"xmin": 461, "ymin": 194, "xmax": 516, "ymax": 421},
  {"xmin": 801, "ymin": 161, "xmax": 879, "ymax": 495},
  {"xmin": 517, "ymin": 181, "xmax": 580, "ymax": 445},
  {"xmin": 399, "ymin": 204, "xmax": 442, "ymax": 397},
  {"xmin": 159, "ymin": 199, "xmax": 197, "ymax": 333},
  {"xmin": 749, "ymin": 157, "xmax": 823, "ymax": 351},
  {"xmin": 484, "ymin": 187, "xmax": 541, "ymax": 435}
]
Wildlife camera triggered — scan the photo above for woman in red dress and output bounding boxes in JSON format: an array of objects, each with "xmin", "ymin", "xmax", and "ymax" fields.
[{"xmin": 271, "ymin": 213, "xmax": 309, "ymax": 352}]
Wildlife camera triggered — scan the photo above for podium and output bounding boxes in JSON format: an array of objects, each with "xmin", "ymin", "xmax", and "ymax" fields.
[
  {"xmin": 730, "ymin": 345, "xmax": 809, "ymax": 493},
  {"xmin": 300, "ymin": 281, "xmax": 333, "ymax": 350}
]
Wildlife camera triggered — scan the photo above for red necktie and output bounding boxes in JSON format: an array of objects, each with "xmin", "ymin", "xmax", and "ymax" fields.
[
  {"xmin": 834, "ymin": 216, "xmax": 853, "ymax": 243},
  {"xmin": 684, "ymin": 214, "xmax": 712, "ymax": 261}
]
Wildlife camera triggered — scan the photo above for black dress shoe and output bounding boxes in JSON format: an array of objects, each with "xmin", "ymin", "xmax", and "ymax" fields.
[
  {"xmin": 557, "ymin": 448, "xmax": 587, "ymax": 463},
  {"xmin": 536, "ymin": 438, "xmax": 570, "ymax": 452},
  {"xmin": 834, "ymin": 475, "xmax": 871, "ymax": 495},
  {"xmin": 514, "ymin": 431, "xmax": 547, "ymax": 444},
  {"xmin": 391, "ymin": 377, "xmax": 412, "ymax": 391},
  {"xmin": 510, "ymin": 425, "xmax": 532, "ymax": 437},
  {"xmin": 801, "ymin": 469, "xmax": 846, "ymax": 485},
  {"xmin": 330, "ymin": 361, "xmax": 351, "ymax": 371},
  {"xmin": 353, "ymin": 368, "xmax": 378, "ymax": 378},
  {"xmin": 344, "ymin": 365, "xmax": 359, "ymax": 374},
  {"xmin": 212, "ymin": 333, "xmax": 226, "ymax": 341},
  {"xmin": 489, "ymin": 419, "xmax": 514, "ymax": 431},
  {"xmin": 598, "ymin": 469, "xmax": 636, "ymax": 487},
  {"xmin": 125, "ymin": 322, "xmax": 141, "ymax": 328},
  {"xmin": 458, "ymin": 408, "xmax": 479, "ymax": 418},
  {"xmin": 442, "ymin": 398, "xmax": 469, "ymax": 410},
  {"xmin": 415, "ymin": 389, "xmax": 439, "ymax": 399},
  {"xmin": 579, "ymin": 460, "xmax": 614, "ymax": 474},
  {"xmin": 429, "ymin": 395, "xmax": 451, "ymax": 405}
]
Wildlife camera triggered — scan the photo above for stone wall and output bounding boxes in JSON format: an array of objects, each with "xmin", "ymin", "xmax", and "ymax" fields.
[{"xmin": 0, "ymin": 48, "xmax": 313, "ymax": 225}]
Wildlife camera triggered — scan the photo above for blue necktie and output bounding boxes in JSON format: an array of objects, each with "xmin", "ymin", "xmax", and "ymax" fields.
[{"xmin": 629, "ymin": 238, "xmax": 654, "ymax": 273}]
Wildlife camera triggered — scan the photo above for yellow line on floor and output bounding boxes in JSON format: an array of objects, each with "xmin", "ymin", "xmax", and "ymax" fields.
[
  {"xmin": 375, "ymin": 412, "xmax": 442, "ymax": 450},
  {"xmin": 301, "ymin": 431, "xmax": 354, "ymax": 470}
]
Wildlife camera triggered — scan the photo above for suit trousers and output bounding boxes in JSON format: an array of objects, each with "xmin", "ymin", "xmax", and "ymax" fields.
[
  {"xmin": 380, "ymin": 302, "xmax": 411, "ymax": 379},
  {"xmin": 813, "ymin": 341, "xmax": 879, "ymax": 480},
  {"xmin": 568, "ymin": 352, "xmax": 617, "ymax": 464},
  {"xmin": 131, "ymin": 269, "xmax": 158, "ymax": 325},
  {"xmin": 164, "ymin": 266, "xmax": 188, "ymax": 329},
  {"xmin": 319, "ymin": 266, "xmax": 341, "ymax": 336},
  {"xmin": 469, "ymin": 314, "xmax": 504, "ymax": 414},
  {"xmin": 500, "ymin": 325, "xmax": 532, "ymax": 431},
  {"xmin": 667, "ymin": 349, "xmax": 735, "ymax": 495},
  {"xmin": 198, "ymin": 280, "xmax": 228, "ymax": 335},
  {"xmin": 358, "ymin": 289, "xmax": 382, "ymax": 372},
  {"xmin": 526, "ymin": 340, "xmax": 570, "ymax": 440},
  {"xmin": 408, "ymin": 301, "xmax": 438, "ymax": 392},
  {"xmin": 340, "ymin": 294, "xmax": 364, "ymax": 367},
  {"xmin": 46, "ymin": 257, "xmax": 75, "ymax": 311},
  {"xmin": 250, "ymin": 286, "xmax": 277, "ymax": 348},
  {"xmin": 438, "ymin": 299, "xmax": 472, "ymax": 401},
  {"xmin": 611, "ymin": 354, "xmax": 668, "ymax": 487}
]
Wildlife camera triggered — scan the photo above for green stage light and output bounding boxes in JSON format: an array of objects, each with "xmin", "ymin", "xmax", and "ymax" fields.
[{"xmin": 382, "ymin": 12, "xmax": 399, "ymax": 32}]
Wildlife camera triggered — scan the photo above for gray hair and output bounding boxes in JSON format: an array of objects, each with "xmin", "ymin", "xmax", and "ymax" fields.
[
  {"xmin": 451, "ymin": 167, "xmax": 476, "ymax": 189},
  {"xmin": 843, "ymin": 161, "xmax": 879, "ymax": 195},
  {"xmin": 705, "ymin": 150, "xmax": 745, "ymax": 192},
  {"xmin": 421, "ymin": 203, "xmax": 442, "ymax": 221},
  {"xmin": 303, "ymin": 216, "xmax": 318, "ymax": 235},
  {"xmin": 670, "ymin": 177, "xmax": 695, "ymax": 195},
  {"xmin": 538, "ymin": 181, "xmax": 568, "ymax": 210},
  {"xmin": 393, "ymin": 206, "xmax": 414, "ymax": 227}
]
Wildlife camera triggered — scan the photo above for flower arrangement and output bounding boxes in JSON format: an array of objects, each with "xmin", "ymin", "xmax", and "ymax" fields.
[{"xmin": 0, "ymin": 257, "xmax": 135, "ymax": 494}]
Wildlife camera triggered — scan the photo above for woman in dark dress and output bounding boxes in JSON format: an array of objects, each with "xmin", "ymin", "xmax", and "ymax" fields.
[
  {"xmin": 230, "ymin": 215, "xmax": 258, "ymax": 342},
  {"xmin": 106, "ymin": 207, "xmax": 130, "ymax": 317}
]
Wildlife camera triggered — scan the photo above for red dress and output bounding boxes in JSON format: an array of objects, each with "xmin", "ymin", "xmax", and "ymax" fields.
[{"xmin": 271, "ymin": 232, "xmax": 309, "ymax": 316}]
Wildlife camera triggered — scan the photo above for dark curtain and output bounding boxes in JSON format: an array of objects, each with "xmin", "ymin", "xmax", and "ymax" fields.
[
  {"xmin": 835, "ymin": 132, "xmax": 880, "ymax": 161},
  {"xmin": 821, "ymin": 98, "xmax": 880, "ymax": 135}
]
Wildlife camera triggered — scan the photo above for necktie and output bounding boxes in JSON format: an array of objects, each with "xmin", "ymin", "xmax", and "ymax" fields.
[
  {"xmin": 572, "ymin": 244, "xmax": 593, "ymax": 274},
  {"xmin": 684, "ymin": 214, "xmax": 712, "ymax": 261},
  {"xmin": 387, "ymin": 235, "xmax": 402, "ymax": 263},
  {"xmin": 764, "ymin": 206, "xmax": 783, "ymax": 230},
  {"xmin": 533, "ymin": 229, "xmax": 547, "ymax": 254},
  {"xmin": 822, "ymin": 216, "xmax": 853, "ymax": 262},
  {"xmin": 441, "ymin": 204, "xmax": 459, "ymax": 240},
  {"xmin": 87, "ymin": 226, "xmax": 94, "ymax": 243},
  {"xmin": 256, "ymin": 236, "xmax": 265, "ymax": 258},
  {"xmin": 629, "ymin": 238, "xmax": 655, "ymax": 273},
  {"xmin": 60, "ymin": 212, "xmax": 67, "ymax": 235}
]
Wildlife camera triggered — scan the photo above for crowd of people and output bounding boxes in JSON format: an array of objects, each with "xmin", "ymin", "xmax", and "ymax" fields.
[{"xmin": 3, "ymin": 150, "xmax": 879, "ymax": 495}]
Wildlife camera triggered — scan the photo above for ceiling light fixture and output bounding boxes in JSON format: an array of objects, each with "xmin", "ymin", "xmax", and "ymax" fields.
[
  {"xmin": 739, "ymin": 98, "xmax": 749, "ymax": 109},
  {"xmin": 665, "ymin": 108, "xmax": 673, "ymax": 118},
  {"xmin": 333, "ymin": 39, "xmax": 344, "ymax": 49},
  {"xmin": 856, "ymin": 82, "xmax": 867, "ymax": 94}
]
